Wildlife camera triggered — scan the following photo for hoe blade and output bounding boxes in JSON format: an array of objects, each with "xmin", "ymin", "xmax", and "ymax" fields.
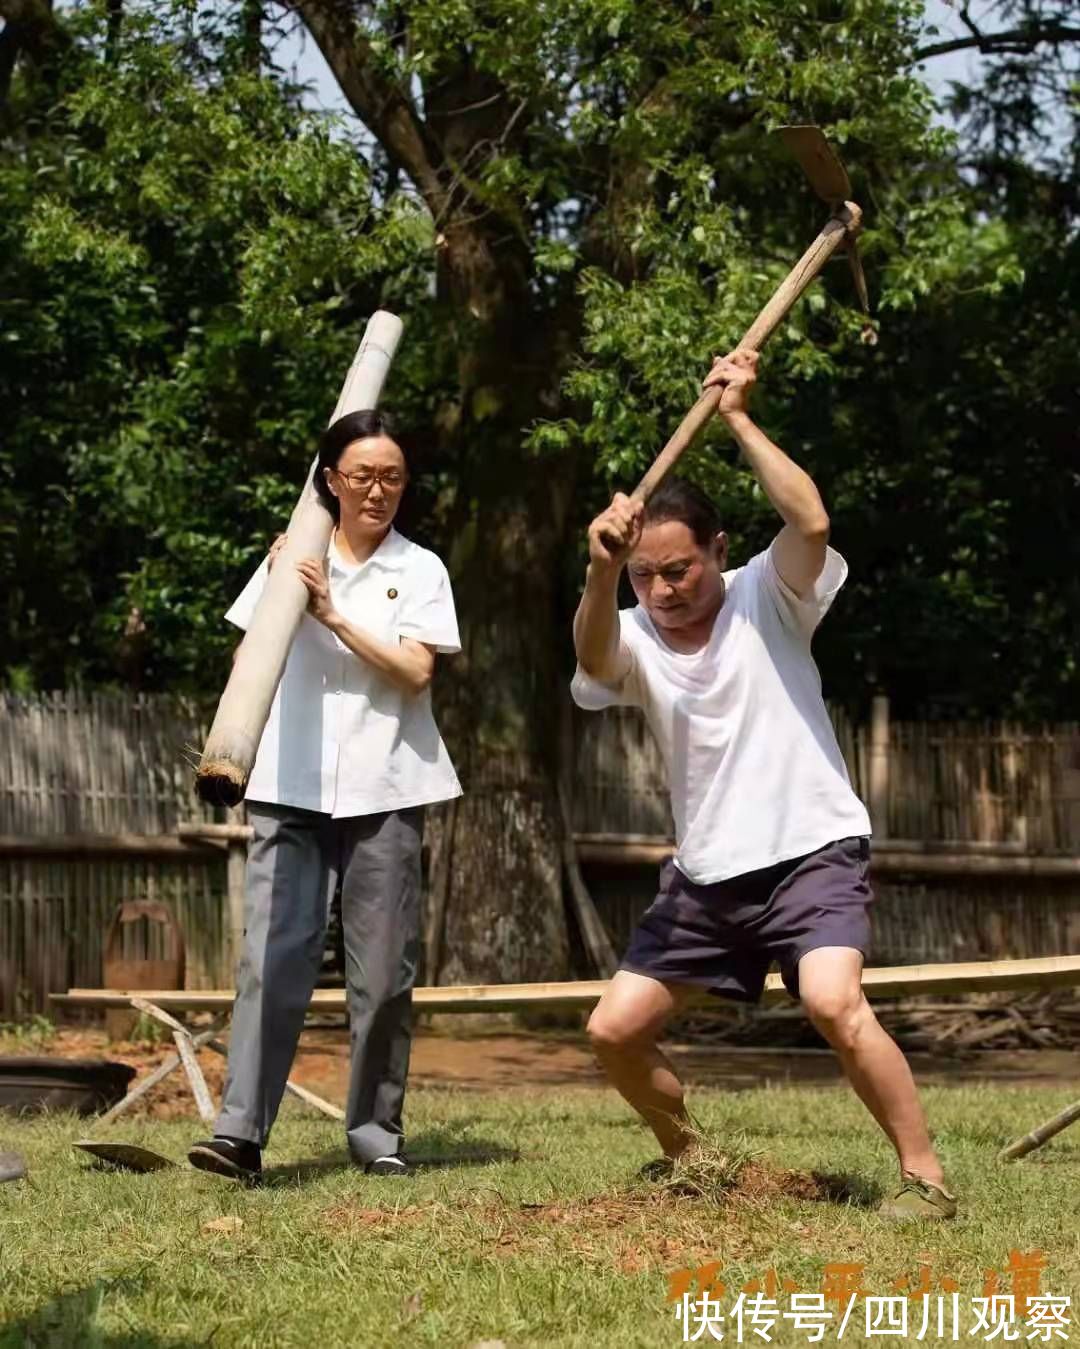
[
  {"xmin": 776, "ymin": 125, "xmax": 852, "ymax": 203},
  {"xmin": 73, "ymin": 1140, "xmax": 175, "ymax": 1173}
]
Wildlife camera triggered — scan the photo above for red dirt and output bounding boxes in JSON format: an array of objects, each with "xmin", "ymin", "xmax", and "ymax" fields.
[
  {"xmin": 8, "ymin": 1027, "xmax": 1078, "ymax": 1120},
  {"xmin": 311, "ymin": 1172, "xmax": 827, "ymax": 1263},
  {"xmin": 321, "ymin": 1203, "xmax": 427, "ymax": 1234}
]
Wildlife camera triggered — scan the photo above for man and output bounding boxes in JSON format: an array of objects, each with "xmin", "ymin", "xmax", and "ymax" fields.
[
  {"xmin": 189, "ymin": 409, "xmax": 461, "ymax": 1181},
  {"xmin": 571, "ymin": 349, "xmax": 956, "ymax": 1220}
]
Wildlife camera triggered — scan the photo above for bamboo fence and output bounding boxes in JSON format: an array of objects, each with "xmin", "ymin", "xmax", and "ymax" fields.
[
  {"xmin": 2, "ymin": 690, "xmax": 1079, "ymax": 1016},
  {"xmin": 0, "ymin": 691, "xmax": 223, "ymax": 1018}
]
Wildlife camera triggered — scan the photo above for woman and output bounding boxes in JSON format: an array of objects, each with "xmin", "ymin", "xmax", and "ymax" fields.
[{"xmin": 189, "ymin": 409, "xmax": 461, "ymax": 1180}]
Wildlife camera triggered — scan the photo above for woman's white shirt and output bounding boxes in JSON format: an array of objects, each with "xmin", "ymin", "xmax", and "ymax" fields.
[{"xmin": 226, "ymin": 528, "xmax": 462, "ymax": 818}]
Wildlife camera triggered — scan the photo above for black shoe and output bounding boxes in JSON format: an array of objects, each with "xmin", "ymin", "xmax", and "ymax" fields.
[
  {"xmin": 365, "ymin": 1152, "xmax": 412, "ymax": 1176},
  {"xmin": 188, "ymin": 1136, "xmax": 261, "ymax": 1181}
]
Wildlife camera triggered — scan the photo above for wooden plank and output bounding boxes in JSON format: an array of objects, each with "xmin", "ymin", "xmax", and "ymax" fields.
[
  {"xmin": 177, "ymin": 822, "xmax": 253, "ymax": 842},
  {"xmin": 128, "ymin": 997, "xmax": 216, "ymax": 1125},
  {"xmin": 575, "ymin": 832, "xmax": 1060, "ymax": 855},
  {"xmin": 95, "ymin": 1026, "xmax": 221, "ymax": 1126},
  {"xmin": 573, "ymin": 835, "xmax": 1080, "ymax": 877},
  {"xmin": 0, "ymin": 834, "xmax": 223, "ymax": 859},
  {"xmin": 173, "ymin": 1030, "xmax": 216, "ymax": 1125},
  {"xmin": 283, "ymin": 1078, "xmax": 345, "ymax": 1121},
  {"xmin": 52, "ymin": 954, "xmax": 1080, "ymax": 1014}
]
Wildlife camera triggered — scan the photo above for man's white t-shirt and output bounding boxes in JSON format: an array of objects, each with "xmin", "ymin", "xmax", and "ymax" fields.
[
  {"xmin": 227, "ymin": 527, "xmax": 462, "ymax": 819},
  {"xmin": 571, "ymin": 540, "xmax": 870, "ymax": 884}
]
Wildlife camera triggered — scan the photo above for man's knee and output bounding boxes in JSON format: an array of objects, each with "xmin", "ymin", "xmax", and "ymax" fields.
[
  {"xmin": 803, "ymin": 986, "xmax": 872, "ymax": 1051},
  {"xmin": 587, "ymin": 1006, "xmax": 651, "ymax": 1057}
]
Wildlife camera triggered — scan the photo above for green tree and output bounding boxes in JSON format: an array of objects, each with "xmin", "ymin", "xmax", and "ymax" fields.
[
  {"xmin": 4, "ymin": 0, "xmax": 1071, "ymax": 980},
  {"xmin": 0, "ymin": 6, "xmax": 433, "ymax": 689}
]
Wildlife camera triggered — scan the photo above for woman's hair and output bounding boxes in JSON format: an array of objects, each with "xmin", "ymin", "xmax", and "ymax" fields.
[
  {"xmin": 313, "ymin": 408, "xmax": 401, "ymax": 523},
  {"xmin": 642, "ymin": 477, "xmax": 723, "ymax": 547}
]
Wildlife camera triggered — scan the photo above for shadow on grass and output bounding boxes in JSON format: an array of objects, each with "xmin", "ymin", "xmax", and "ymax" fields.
[
  {"xmin": 0, "ymin": 1279, "xmax": 203, "ymax": 1348},
  {"xmin": 260, "ymin": 1132, "xmax": 520, "ymax": 1187},
  {"xmin": 810, "ymin": 1171, "xmax": 884, "ymax": 1209}
]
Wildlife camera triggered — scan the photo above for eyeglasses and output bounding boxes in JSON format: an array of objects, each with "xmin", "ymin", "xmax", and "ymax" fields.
[{"xmin": 333, "ymin": 467, "xmax": 406, "ymax": 493}]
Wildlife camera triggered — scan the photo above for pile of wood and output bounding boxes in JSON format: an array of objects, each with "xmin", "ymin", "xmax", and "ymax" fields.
[{"xmin": 675, "ymin": 992, "xmax": 1080, "ymax": 1054}]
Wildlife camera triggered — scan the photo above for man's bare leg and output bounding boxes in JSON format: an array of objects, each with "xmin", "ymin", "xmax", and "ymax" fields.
[
  {"xmin": 587, "ymin": 971, "xmax": 695, "ymax": 1157},
  {"xmin": 798, "ymin": 946, "xmax": 945, "ymax": 1185}
]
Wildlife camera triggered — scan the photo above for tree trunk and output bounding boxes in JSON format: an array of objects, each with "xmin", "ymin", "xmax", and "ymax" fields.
[
  {"xmin": 0, "ymin": 0, "xmax": 68, "ymax": 113},
  {"xmin": 105, "ymin": 0, "xmax": 122, "ymax": 63},
  {"xmin": 289, "ymin": 1, "xmax": 579, "ymax": 983},
  {"xmin": 420, "ymin": 227, "xmax": 578, "ymax": 985},
  {"xmin": 240, "ymin": 0, "xmax": 261, "ymax": 71}
]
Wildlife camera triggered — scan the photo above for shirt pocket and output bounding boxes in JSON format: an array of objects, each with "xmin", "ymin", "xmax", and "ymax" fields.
[{"xmin": 340, "ymin": 577, "xmax": 405, "ymax": 648}]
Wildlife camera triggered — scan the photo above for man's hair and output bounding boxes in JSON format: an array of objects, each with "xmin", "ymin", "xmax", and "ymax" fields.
[
  {"xmin": 313, "ymin": 409, "xmax": 401, "ymax": 523},
  {"xmin": 642, "ymin": 477, "xmax": 722, "ymax": 547}
]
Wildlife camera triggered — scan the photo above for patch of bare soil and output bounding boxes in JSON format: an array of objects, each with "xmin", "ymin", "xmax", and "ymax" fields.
[
  {"xmin": 4, "ymin": 1028, "xmax": 228, "ymax": 1119},
  {"xmin": 320, "ymin": 1203, "xmax": 428, "ymax": 1235},
  {"xmin": 14, "ymin": 1027, "xmax": 1079, "ymax": 1121},
  {"xmin": 488, "ymin": 1165, "xmax": 834, "ymax": 1265},
  {"xmin": 726, "ymin": 1161, "xmax": 831, "ymax": 1204},
  {"xmin": 313, "ymin": 1163, "xmax": 832, "ymax": 1271}
]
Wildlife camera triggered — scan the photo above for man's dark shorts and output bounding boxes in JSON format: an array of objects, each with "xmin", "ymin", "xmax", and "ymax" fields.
[{"xmin": 621, "ymin": 837, "xmax": 873, "ymax": 1002}]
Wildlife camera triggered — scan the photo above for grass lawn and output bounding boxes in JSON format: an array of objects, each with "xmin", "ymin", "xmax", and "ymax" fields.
[{"xmin": 1, "ymin": 1082, "xmax": 1079, "ymax": 1347}]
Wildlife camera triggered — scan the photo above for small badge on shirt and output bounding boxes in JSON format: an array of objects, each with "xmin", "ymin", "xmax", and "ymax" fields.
[{"xmin": 387, "ymin": 588, "xmax": 398, "ymax": 599}]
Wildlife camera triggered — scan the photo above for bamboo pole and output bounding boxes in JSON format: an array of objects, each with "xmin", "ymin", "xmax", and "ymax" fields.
[
  {"xmin": 999, "ymin": 1099, "xmax": 1080, "ymax": 1161},
  {"xmin": 195, "ymin": 311, "xmax": 404, "ymax": 806},
  {"xmin": 52, "ymin": 954, "xmax": 1080, "ymax": 1014},
  {"xmin": 88, "ymin": 1022, "xmax": 345, "ymax": 1127}
]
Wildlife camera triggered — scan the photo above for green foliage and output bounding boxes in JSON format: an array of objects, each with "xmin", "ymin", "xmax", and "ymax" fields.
[
  {"xmin": 0, "ymin": 6, "xmax": 431, "ymax": 688},
  {"xmin": 1, "ymin": 0, "xmax": 1076, "ymax": 716},
  {"xmin": 0, "ymin": 1014, "xmax": 56, "ymax": 1052}
]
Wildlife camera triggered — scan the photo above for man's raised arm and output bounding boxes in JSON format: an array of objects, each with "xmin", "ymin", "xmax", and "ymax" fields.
[
  {"xmin": 573, "ymin": 493, "xmax": 643, "ymax": 684},
  {"xmin": 704, "ymin": 349, "xmax": 830, "ymax": 598}
]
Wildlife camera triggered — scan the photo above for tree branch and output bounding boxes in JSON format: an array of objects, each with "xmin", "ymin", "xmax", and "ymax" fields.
[
  {"xmin": 288, "ymin": 0, "xmax": 449, "ymax": 216},
  {"xmin": 916, "ymin": 23, "xmax": 1080, "ymax": 60},
  {"xmin": 105, "ymin": 0, "xmax": 122, "ymax": 64}
]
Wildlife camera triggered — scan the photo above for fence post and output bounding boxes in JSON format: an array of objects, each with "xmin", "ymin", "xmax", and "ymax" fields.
[{"xmin": 869, "ymin": 694, "xmax": 890, "ymax": 840}]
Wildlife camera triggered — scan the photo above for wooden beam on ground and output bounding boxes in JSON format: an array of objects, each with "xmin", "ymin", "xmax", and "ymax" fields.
[
  {"xmin": 51, "ymin": 954, "xmax": 1080, "ymax": 1015},
  {"xmin": 130, "ymin": 997, "xmax": 216, "ymax": 1125},
  {"xmin": 94, "ymin": 1026, "xmax": 221, "ymax": 1127},
  {"xmin": 573, "ymin": 834, "xmax": 1080, "ymax": 878}
]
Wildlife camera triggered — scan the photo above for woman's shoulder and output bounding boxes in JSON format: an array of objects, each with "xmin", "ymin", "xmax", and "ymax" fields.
[{"xmin": 390, "ymin": 530, "xmax": 451, "ymax": 578}]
